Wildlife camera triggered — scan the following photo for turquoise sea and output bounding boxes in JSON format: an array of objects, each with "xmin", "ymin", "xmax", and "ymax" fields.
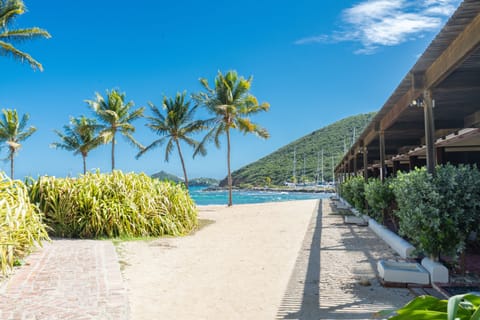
[{"xmin": 188, "ymin": 186, "xmax": 331, "ymax": 206}]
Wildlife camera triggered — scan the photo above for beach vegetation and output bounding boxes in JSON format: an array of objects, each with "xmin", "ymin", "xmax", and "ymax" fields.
[
  {"xmin": 0, "ymin": 109, "xmax": 36, "ymax": 179},
  {"xmin": 364, "ymin": 177, "xmax": 395, "ymax": 224},
  {"xmin": 51, "ymin": 116, "xmax": 102, "ymax": 174},
  {"xmin": 380, "ymin": 293, "xmax": 480, "ymax": 320},
  {"xmin": 340, "ymin": 164, "xmax": 480, "ymax": 262},
  {"xmin": 0, "ymin": 0, "xmax": 51, "ymax": 71},
  {"xmin": 339, "ymin": 175, "xmax": 366, "ymax": 213},
  {"xmin": 137, "ymin": 91, "xmax": 206, "ymax": 189},
  {"xmin": 193, "ymin": 70, "xmax": 270, "ymax": 206},
  {"xmin": 393, "ymin": 165, "xmax": 480, "ymax": 260},
  {"xmin": 86, "ymin": 89, "xmax": 144, "ymax": 171},
  {"xmin": 0, "ymin": 172, "xmax": 49, "ymax": 275},
  {"xmin": 28, "ymin": 171, "xmax": 198, "ymax": 238}
]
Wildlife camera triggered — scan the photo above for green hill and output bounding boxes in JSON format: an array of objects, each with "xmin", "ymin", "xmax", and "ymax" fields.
[
  {"xmin": 151, "ymin": 171, "xmax": 218, "ymax": 186},
  {"xmin": 189, "ymin": 177, "xmax": 219, "ymax": 186},
  {"xmin": 224, "ymin": 113, "xmax": 376, "ymax": 187},
  {"xmin": 151, "ymin": 171, "xmax": 182, "ymax": 182}
]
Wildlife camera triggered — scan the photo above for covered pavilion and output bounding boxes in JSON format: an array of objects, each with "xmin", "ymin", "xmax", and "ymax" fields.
[{"xmin": 335, "ymin": 0, "xmax": 480, "ymax": 181}]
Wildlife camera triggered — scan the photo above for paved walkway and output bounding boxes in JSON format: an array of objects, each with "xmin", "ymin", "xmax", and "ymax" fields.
[
  {"xmin": 276, "ymin": 199, "xmax": 415, "ymax": 319},
  {"xmin": 0, "ymin": 240, "xmax": 128, "ymax": 320}
]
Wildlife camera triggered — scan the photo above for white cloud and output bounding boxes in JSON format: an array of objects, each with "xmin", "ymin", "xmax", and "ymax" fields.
[
  {"xmin": 294, "ymin": 35, "xmax": 329, "ymax": 45},
  {"xmin": 295, "ymin": 0, "xmax": 461, "ymax": 54}
]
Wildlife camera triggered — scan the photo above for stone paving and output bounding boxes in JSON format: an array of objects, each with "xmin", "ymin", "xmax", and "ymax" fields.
[
  {"xmin": 276, "ymin": 199, "xmax": 415, "ymax": 319},
  {"xmin": 0, "ymin": 240, "xmax": 128, "ymax": 320}
]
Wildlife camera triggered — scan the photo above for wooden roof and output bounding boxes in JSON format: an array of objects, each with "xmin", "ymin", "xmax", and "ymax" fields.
[{"xmin": 336, "ymin": 0, "xmax": 480, "ymax": 173}]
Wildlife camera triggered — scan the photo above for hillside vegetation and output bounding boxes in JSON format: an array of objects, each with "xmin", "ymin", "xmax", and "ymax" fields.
[{"xmin": 224, "ymin": 113, "xmax": 375, "ymax": 187}]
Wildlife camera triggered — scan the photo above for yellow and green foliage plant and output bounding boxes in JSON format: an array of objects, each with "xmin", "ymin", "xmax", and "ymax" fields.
[
  {"xmin": 0, "ymin": 172, "xmax": 49, "ymax": 275},
  {"xmin": 29, "ymin": 171, "xmax": 197, "ymax": 238}
]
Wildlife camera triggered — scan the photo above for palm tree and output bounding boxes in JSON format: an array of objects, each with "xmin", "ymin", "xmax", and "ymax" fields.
[
  {"xmin": 86, "ymin": 89, "xmax": 144, "ymax": 171},
  {"xmin": 0, "ymin": 0, "xmax": 51, "ymax": 71},
  {"xmin": 0, "ymin": 108, "xmax": 36, "ymax": 179},
  {"xmin": 136, "ymin": 92, "xmax": 206, "ymax": 189},
  {"xmin": 51, "ymin": 116, "xmax": 102, "ymax": 174},
  {"xmin": 193, "ymin": 70, "xmax": 270, "ymax": 206}
]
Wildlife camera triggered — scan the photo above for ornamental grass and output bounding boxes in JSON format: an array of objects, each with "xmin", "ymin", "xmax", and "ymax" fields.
[
  {"xmin": 29, "ymin": 171, "xmax": 198, "ymax": 238},
  {"xmin": 0, "ymin": 172, "xmax": 49, "ymax": 275}
]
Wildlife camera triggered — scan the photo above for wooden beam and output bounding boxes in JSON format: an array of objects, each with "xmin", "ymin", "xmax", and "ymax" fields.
[
  {"xmin": 380, "ymin": 87, "xmax": 421, "ymax": 131},
  {"xmin": 465, "ymin": 111, "xmax": 480, "ymax": 127},
  {"xmin": 363, "ymin": 128, "xmax": 378, "ymax": 146},
  {"xmin": 425, "ymin": 13, "xmax": 480, "ymax": 88}
]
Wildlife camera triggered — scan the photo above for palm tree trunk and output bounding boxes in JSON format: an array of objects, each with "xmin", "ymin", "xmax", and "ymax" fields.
[
  {"xmin": 9, "ymin": 149, "xmax": 14, "ymax": 179},
  {"xmin": 111, "ymin": 134, "xmax": 115, "ymax": 171},
  {"xmin": 82, "ymin": 154, "xmax": 87, "ymax": 175},
  {"xmin": 175, "ymin": 139, "xmax": 189, "ymax": 189},
  {"xmin": 226, "ymin": 127, "xmax": 232, "ymax": 207}
]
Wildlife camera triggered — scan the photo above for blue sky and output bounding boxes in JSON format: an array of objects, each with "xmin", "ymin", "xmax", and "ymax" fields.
[{"xmin": 0, "ymin": 0, "xmax": 461, "ymax": 180}]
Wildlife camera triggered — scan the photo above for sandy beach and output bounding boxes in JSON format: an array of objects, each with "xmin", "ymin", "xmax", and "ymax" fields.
[
  {"xmin": 118, "ymin": 200, "xmax": 317, "ymax": 319},
  {"xmin": 118, "ymin": 199, "xmax": 414, "ymax": 320}
]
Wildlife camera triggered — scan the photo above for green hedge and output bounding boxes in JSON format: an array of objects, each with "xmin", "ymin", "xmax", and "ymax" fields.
[
  {"xmin": 340, "ymin": 164, "xmax": 480, "ymax": 260},
  {"xmin": 29, "ymin": 171, "xmax": 198, "ymax": 238},
  {"xmin": 393, "ymin": 165, "xmax": 480, "ymax": 259},
  {"xmin": 364, "ymin": 178, "xmax": 395, "ymax": 223},
  {"xmin": 339, "ymin": 175, "xmax": 366, "ymax": 213},
  {"xmin": 0, "ymin": 172, "xmax": 49, "ymax": 275}
]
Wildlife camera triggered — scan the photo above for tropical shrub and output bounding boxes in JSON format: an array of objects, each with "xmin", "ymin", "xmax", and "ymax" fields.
[
  {"xmin": 340, "ymin": 175, "xmax": 366, "ymax": 213},
  {"xmin": 393, "ymin": 167, "xmax": 450, "ymax": 259},
  {"xmin": 0, "ymin": 172, "xmax": 49, "ymax": 275},
  {"xmin": 364, "ymin": 178, "xmax": 395, "ymax": 223},
  {"xmin": 29, "ymin": 171, "xmax": 197, "ymax": 238},
  {"xmin": 435, "ymin": 164, "xmax": 480, "ymax": 253},
  {"xmin": 381, "ymin": 293, "xmax": 480, "ymax": 320},
  {"xmin": 392, "ymin": 165, "xmax": 480, "ymax": 260}
]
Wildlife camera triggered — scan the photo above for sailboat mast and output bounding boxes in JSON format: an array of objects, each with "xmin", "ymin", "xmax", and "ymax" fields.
[
  {"xmin": 331, "ymin": 155, "xmax": 334, "ymax": 183},
  {"xmin": 293, "ymin": 147, "xmax": 296, "ymax": 183},
  {"xmin": 321, "ymin": 149, "xmax": 324, "ymax": 183},
  {"xmin": 303, "ymin": 153, "xmax": 306, "ymax": 181}
]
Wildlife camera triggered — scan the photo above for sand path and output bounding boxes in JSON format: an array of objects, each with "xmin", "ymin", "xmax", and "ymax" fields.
[{"xmin": 119, "ymin": 200, "xmax": 318, "ymax": 319}]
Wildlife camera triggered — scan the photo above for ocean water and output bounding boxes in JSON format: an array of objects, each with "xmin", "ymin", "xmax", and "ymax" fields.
[{"xmin": 188, "ymin": 186, "xmax": 331, "ymax": 206}]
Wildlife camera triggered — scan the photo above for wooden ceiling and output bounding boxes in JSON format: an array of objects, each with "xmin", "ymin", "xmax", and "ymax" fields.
[{"xmin": 336, "ymin": 0, "xmax": 480, "ymax": 173}]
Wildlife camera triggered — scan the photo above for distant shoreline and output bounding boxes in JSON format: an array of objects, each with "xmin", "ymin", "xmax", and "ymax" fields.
[{"xmin": 202, "ymin": 186, "xmax": 335, "ymax": 194}]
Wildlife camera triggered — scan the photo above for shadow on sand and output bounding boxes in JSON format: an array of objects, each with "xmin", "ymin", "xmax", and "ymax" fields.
[{"xmin": 276, "ymin": 199, "xmax": 409, "ymax": 319}]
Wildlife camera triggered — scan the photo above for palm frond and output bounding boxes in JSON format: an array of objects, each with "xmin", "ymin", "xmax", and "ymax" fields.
[
  {"xmin": 0, "ymin": 1, "xmax": 25, "ymax": 26},
  {"xmin": 122, "ymin": 132, "xmax": 144, "ymax": 150},
  {"xmin": 0, "ymin": 40, "xmax": 43, "ymax": 70},
  {"xmin": 17, "ymin": 125, "xmax": 36, "ymax": 141},
  {"xmin": 135, "ymin": 137, "xmax": 167, "ymax": 159},
  {"xmin": 0, "ymin": 28, "xmax": 51, "ymax": 41},
  {"xmin": 164, "ymin": 139, "xmax": 174, "ymax": 162}
]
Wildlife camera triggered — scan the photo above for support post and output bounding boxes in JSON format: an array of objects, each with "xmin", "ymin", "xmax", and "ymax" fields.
[
  {"xmin": 363, "ymin": 145, "xmax": 368, "ymax": 181},
  {"xmin": 424, "ymin": 90, "xmax": 436, "ymax": 176},
  {"xmin": 379, "ymin": 130, "xmax": 386, "ymax": 182},
  {"xmin": 353, "ymin": 152, "xmax": 358, "ymax": 176}
]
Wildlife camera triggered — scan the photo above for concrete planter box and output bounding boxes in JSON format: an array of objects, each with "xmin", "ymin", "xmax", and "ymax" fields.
[
  {"xmin": 378, "ymin": 260, "xmax": 430, "ymax": 285},
  {"xmin": 368, "ymin": 219, "xmax": 415, "ymax": 259},
  {"xmin": 422, "ymin": 258, "xmax": 449, "ymax": 283},
  {"xmin": 344, "ymin": 215, "xmax": 368, "ymax": 225}
]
